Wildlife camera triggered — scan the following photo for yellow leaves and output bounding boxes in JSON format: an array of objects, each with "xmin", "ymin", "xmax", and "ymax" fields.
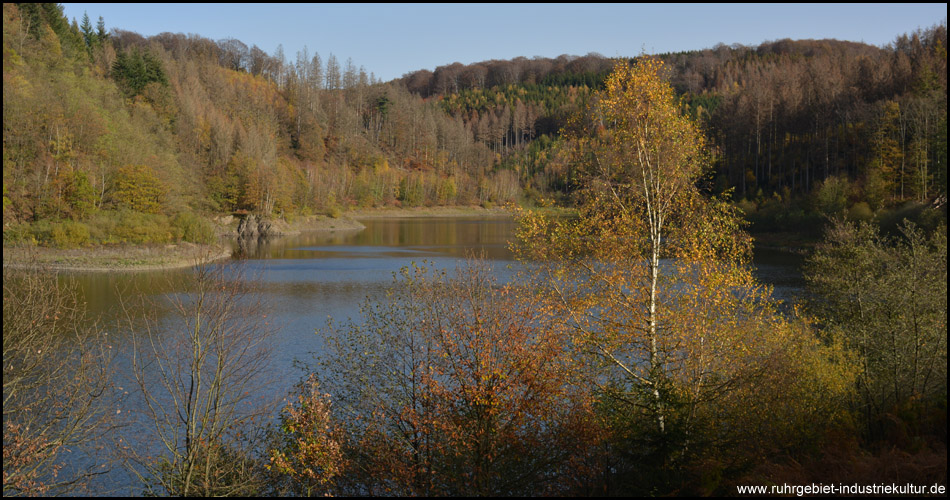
[
  {"xmin": 271, "ymin": 374, "xmax": 344, "ymax": 491},
  {"xmin": 508, "ymin": 55, "xmax": 857, "ymax": 470}
]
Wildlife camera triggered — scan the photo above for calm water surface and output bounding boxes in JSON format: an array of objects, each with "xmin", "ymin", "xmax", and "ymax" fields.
[
  {"xmin": 72, "ymin": 216, "xmax": 807, "ymax": 407},
  {"xmin": 73, "ymin": 218, "xmax": 805, "ymax": 376},
  {"xmin": 65, "ymin": 217, "xmax": 805, "ymax": 494}
]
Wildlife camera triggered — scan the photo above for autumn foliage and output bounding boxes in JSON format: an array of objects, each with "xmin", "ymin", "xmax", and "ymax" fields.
[
  {"xmin": 513, "ymin": 58, "xmax": 856, "ymax": 493},
  {"xmin": 306, "ymin": 259, "xmax": 602, "ymax": 495}
]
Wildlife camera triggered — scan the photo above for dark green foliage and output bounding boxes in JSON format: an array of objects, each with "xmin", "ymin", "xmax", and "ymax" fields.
[
  {"xmin": 17, "ymin": 3, "xmax": 70, "ymax": 42},
  {"xmin": 79, "ymin": 12, "xmax": 93, "ymax": 48},
  {"xmin": 683, "ymin": 92, "xmax": 721, "ymax": 122},
  {"xmin": 95, "ymin": 16, "xmax": 107, "ymax": 42},
  {"xmin": 538, "ymin": 69, "xmax": 609, "ymax": 89},
  {"xmin": 15, "ymin": 2, "xmax": 85, "ymax": 60},
  {"xmin": 112, "ymin": 47, "xmax": 168, "ymax": 97}
]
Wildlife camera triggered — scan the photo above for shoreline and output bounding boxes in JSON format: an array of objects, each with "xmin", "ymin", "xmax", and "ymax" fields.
[
  {"xmin": 260, "ymin": 214, "xmax": 367, "ymax": 237},
  {"xmin": 2, "ymin": 206, "xmax": 515, "ymax": 272},
  {"xmin": 4, "ymin": 209, "xmax": 817, "ymax": 272},
  {"xmin": 750, "ymin": 231, "xmax": 820, "ymax": 255},
  {"xmin": 2, "ymin": 242, "xmax": 233, "ymax": 273}
]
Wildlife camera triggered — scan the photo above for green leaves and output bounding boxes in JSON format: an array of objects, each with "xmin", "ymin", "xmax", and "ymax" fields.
[
  {"xmin": 111, "ymin": 47, "xmax": 169, "ymax": 98},
  {"xmin": 806, "ymin": 220, "xmax": 948, "ymax": 419}
]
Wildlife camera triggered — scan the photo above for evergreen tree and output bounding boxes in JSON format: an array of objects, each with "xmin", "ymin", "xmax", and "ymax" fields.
[{"xmin": 79, "ymin": 11, "xmax": 93, "ymax": 48}]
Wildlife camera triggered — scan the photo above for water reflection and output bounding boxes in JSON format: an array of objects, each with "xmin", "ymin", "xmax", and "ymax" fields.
[
  {"xmin": 231, "ymin": 217, "xmax": 516, "ymax": 261},
  {"xmin": 749, "ymin": 247, "xmax": 807, "ymax": 305}
]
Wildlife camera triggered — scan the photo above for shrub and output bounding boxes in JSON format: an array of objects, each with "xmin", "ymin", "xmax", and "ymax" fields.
[
  {"xmin": 87, "ymin": 210, "xmax": 173, "ymax": 245},
  {"xmin": 806, "ymin": 220, "xmax": 947, "ymax": 437},
  {"xmin": 30, "ymin": 219, "xmax": 90, "ymax": 248},
  {"xmin": 2, "ymin": 221, "xmax": 37, "ymax": 246},
  {"xmin": 112, "ymin": 210, "xmax": 172, "ymax": 244},
  {"xmin": 735, "ymin": 198, "xmax": 757, "ymax": 216},
  {"xmin": 171, "ymin": 211, "xmax": 215, "ymax": 244},
  {"xmin": 814, "ymin": 176, "xmax": 850, "ymax": 217}
]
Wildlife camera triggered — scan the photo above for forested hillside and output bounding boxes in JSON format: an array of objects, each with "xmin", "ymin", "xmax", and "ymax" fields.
[
  {"xmin": 3, "ymin": 3, "xmax": 947, "ymax": 248},
  {"xmin": 3, "ymin": 3, "xmax": 508, "ymax": 247},
  {"xmin": 402, "ymin": 29, "xmax": 947, "ymax": 227}
]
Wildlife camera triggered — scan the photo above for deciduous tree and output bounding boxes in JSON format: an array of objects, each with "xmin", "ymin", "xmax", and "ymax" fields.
[
  {"xmin": 3, "ymin": 266, "xmax": 115, "ymax": 496},
  {"xmin": 122, "ymin": 261, "xmax": 276, "ymax": 496},
  {"xmin": 805, "ymin": 219, "xmax": 947, "ymax": 435},
  {"xmin": 514, "ymin": 58, "xmax": 855, "ymax": 492},
  {"xmin": 315, "ymin": 259, "xmax": 600, "ymax": 496}
]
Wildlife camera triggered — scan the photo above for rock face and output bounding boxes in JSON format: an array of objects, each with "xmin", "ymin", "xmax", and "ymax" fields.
[
  {"xmin": 236, "ymin": 214, "xmax": 272, "ymax": 240},
  {"xmin": 235, "ymin": 214, "xmax": 273, "ymax": 259}
]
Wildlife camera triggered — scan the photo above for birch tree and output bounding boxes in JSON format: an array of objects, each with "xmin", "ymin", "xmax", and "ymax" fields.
[{"xmin": 514, "ymin": 58, "xmax": 854, "ymax": 482}]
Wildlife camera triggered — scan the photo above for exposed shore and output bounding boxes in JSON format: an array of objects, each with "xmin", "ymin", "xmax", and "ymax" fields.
[
  {"xmin": 2, "ymin": 242, "xmax": 233, "ymax": 273},
  {"xmin": 225, "ymin": 213, "xmax": 367, "ymax": 237},
  {"xmin": 4, "ymin": 209, "xmax": 817, "ymax": 272},
  {"xmin": 2, "ymin": 206, "xmax": 515, "ymax": 272}
]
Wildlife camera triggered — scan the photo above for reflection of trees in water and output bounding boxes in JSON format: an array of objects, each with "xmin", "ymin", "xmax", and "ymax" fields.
[
  {"xmin": 234, "ymin": 233, "xmax": 272, "ymax": 260},
  {"xmin": 229, "ymin": 218, "xmax": 519, "ymax": 262}
]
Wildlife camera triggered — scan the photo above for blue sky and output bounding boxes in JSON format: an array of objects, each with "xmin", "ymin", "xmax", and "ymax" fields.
[{"xmin": 61, "ymin": 3, "xmax": 947, "ymax": 82}]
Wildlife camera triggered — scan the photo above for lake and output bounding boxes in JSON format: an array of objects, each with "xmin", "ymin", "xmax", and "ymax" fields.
[
  {"xmin": 63, "ymin": 216, "xmax": 806, "ymax": 494},
  {"xmin": 72, "ymin": 217, "xmax": 806, "ymax": 382}
]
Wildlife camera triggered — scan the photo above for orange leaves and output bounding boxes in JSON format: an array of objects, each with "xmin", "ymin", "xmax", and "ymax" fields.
[{"xmin": 318, "ymin": 258, "xmax": 600, "ymax": 495}]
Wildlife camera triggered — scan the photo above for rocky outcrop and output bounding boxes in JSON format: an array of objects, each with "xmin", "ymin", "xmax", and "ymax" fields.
[{"xmin": 236, "ymin": 214, "xmax": 272, "ymax": 240}]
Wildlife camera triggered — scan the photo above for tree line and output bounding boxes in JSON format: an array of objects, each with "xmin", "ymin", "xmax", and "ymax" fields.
[{"xmin": 400, "ymin": 29, "xmax": 947, "ymax": 226}]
